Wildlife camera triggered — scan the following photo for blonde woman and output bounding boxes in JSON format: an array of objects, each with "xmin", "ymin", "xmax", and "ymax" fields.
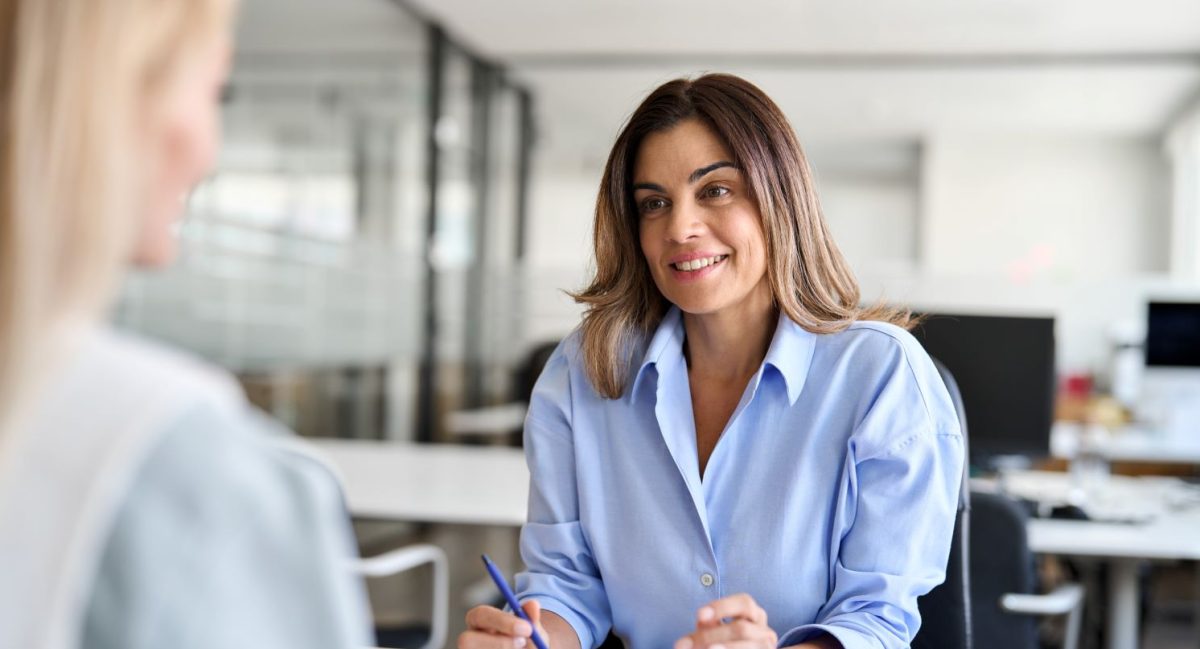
[
  {"xmin": 0, "ymin": 1, "xmax": 370, "ymax": 647},
  {"xmin": 461, "ymin": 75, "xmax": 964, "ymax": 649}
]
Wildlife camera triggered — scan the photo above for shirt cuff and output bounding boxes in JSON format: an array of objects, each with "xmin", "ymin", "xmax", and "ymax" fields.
[
  {"xmin": 527, "ymin": 598, "xmax": 596, "ymax": 649},
  {"xmin": 778, "ymin": 623, "xmax": 882, "ymax": 649}
]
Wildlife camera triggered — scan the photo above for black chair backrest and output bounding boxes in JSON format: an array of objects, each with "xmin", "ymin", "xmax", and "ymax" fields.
[
  {"xmin": 518, "ymin": 341, "xmax": 561, "ymax": 403},
  {"xmin": 969, "ymin": 491, "xmax": 1039, "ymax": 649},
  {"xmin": 912, "ymin": 357, "xmax": 973, "ymax": 649}
]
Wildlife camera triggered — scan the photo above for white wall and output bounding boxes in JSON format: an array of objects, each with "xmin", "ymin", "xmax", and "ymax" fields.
[
  {"xmin": 1166, "ymin": 99, "xmax": 1200, "ymax": 280},
  {"xmin": 818, "ymin": 175, "xmax": 919, "ymax": 273},
  {"xmin": 921, "ymin": 134, "xmax": 1170, "ymax": 279}
]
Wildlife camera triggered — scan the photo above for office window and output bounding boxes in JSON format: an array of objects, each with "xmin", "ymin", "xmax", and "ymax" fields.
[{"xmin": 116, "ymin": 0, "xmax": 430, "ymax": 439}]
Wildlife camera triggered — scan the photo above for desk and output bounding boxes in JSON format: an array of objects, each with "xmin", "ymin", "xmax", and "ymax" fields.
[
  {"xmin": 311, "ymin": 439, "xmax": 528, "ymax": 527},
  {"xmin": 978, "ymin": 471, "xmax": 1200, "ymax": 649},
  {"xmin": 317, "ymin": 442, "xmax": 1199, "ymax": 649},
  {"xmin": 1052, "ymin": 422, "xmax": 1200, "ymax": 465}
]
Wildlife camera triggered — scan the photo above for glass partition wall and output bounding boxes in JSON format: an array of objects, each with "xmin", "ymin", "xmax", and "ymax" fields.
[{"xmin": 115, "ymin": 0, "xmax": 534, "ymax": 442}]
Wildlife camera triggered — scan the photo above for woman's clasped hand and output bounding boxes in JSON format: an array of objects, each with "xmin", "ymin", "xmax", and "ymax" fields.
[{"xmin": 674, "ymin": 594, "xmax": 777, "ymax": 649}]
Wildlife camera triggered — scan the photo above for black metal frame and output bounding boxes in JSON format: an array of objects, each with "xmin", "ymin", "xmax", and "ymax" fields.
[
  {"xmin": 405, "ymin": 9, "xmax": 536, "ymax": 441},
  {"xmin": 415, "ymin": 23, "xmax": 446, "ymax": 442}
]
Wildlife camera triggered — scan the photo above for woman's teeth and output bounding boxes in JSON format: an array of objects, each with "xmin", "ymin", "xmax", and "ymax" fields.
[{"xmin": 672, "ymin": 255, "xmax": 728, "ymax": 272}]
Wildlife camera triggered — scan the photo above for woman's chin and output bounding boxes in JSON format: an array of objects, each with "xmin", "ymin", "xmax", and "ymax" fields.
[{"xmin": 667, "ymin": 295, "xmax": 728, "ymax": 317}]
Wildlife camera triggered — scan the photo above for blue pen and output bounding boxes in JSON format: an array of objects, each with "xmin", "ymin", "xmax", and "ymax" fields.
[{"xmin": 481, "ymin": 554, "xmax": 550, "ymax": 649}]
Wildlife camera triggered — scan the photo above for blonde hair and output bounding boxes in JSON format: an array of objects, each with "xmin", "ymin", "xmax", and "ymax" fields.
[
  {"xmin": 573, "ymin": 74, "xmax": 914, "ymax": 399},
  {"xmin": 0, "ymin": 0, "xmax": 233, "ymax": 433}
]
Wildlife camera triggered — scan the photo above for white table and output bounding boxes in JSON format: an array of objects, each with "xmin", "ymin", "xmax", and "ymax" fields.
[
  {"xmin": 981, "ymin": 471, "xmax": 1200, "ymax": 649},
  {"xmin": 1052, "ymin": 422, "xmax": 1200, "ymax": 465},
  {"xmin": 311, "ymin": 439, "xmax": 529, "ymax": 527}
]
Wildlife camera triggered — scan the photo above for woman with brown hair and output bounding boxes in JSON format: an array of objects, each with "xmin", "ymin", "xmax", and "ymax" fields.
[{"xmin": 460, "ymin": 74, "xmax": 963, "ymax": 649}]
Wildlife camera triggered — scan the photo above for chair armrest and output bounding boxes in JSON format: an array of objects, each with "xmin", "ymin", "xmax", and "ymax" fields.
[
  {"xmin": 355, "ymin": 544, "xmax": 449, "ymax": 649},
  {"xmin": 1000, "ymin": 583, "xmax": 1085, "ymax": 616}
]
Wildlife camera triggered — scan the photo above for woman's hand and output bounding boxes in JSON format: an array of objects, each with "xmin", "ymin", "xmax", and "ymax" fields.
[
  {"xmin": 673, "ymin": 593, "xmax": 777, "ymax": 649},
  {"xmin": 459, "ymin": 600, "xmax": 548, "ymax": 649}
]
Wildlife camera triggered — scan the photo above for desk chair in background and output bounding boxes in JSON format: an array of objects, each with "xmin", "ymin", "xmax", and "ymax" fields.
[
  {"xmin": 444, "ymin": 341, "xmax": 560, "ymax": 444},
  {"xmin": 916, "ymin": 358, "xmax": 1083, "ymax": 649},
  {"xmin": 970, "ymin": 491, "xmax": 1085, "ymax": 649},
  {"xmin": 364, "ymin": 545, "xmax": 449, "ymax": 649}
]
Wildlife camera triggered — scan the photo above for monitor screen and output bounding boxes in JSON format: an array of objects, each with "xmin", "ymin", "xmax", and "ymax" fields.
[
  {"xmin": 910, "ymin": 313, "xmax": 1056, "ymax": 467},
  {"xmin": 1145, "ymin": 301, "xmax": 1200, "ymax": 368}
]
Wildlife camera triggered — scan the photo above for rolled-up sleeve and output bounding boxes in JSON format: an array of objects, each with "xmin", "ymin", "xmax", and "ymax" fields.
[
  {"xmin": 515, "ymin": 348, "xmax": 612, "ymax": 649},
  {"xmin": 780, "ymin": 428, "xmax": 964, "ymax": 649}
]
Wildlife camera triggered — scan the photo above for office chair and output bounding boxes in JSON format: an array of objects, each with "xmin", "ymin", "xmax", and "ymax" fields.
[
  {"xmin": 365, "ymin": 544, "xmax": 449, "ymax": 649},
  {"xmin": 970, "ymin": 490, "xmax": 1084, "ymax": 649},
  {"xmin": 443, "ymin": 340, "xmax": 560, "ymax": 443},
  {"xmin": 912, "ymin": 358, "xmax": 973, "ymax": 649},
  {"xmin": 274, "ymin": 438, "xmax": 449, "ymax": 649}
]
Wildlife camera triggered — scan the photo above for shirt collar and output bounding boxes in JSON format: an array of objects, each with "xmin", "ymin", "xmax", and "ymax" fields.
[
  {"xmin": 762, "ymin": 311, "xmax": 817, "ymax": 406},
  {"xmin": 630, "ymin": 306, "xmax": 815, "ymax": 406},
  {"xmin": 630, "ymin": 307, "xmax": 685, "ymax": 403}
]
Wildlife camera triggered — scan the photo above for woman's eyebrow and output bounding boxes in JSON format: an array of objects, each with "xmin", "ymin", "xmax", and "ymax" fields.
[
  {"xmin": 688, "ymin": 160, "xmax": 736, "ymax": 184},
  {"xmin": 632, "ymin": 161, "xmax": 737, "ymax": 192}
]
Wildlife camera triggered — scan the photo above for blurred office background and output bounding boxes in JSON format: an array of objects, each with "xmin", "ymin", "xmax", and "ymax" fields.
[
  {"xmin": 115, "ymin": 0, "xmax": 1200, "ymax": 442},
  {"xmin": 110, "ymin": 1, "xmax": 1200, "ymax": 647}
]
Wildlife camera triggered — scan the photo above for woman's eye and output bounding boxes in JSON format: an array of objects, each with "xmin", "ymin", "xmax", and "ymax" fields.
[
  {"xmin": 640, "ymin": 197, "xmax": 668, "ymax": 213},
  {"xmin": 702, "ymin": 185, "xmax": 730, "ymax": 199}
]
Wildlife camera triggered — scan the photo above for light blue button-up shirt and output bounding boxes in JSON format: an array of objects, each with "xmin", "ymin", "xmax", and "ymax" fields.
[{"xmin": 515, "ymin": 307, "xmax": 964, "ymax": 649}]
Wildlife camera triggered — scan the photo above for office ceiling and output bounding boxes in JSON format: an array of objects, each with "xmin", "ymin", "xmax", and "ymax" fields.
[
  {"xmin": 405, "ymin": 0, "xmax": 1200, "ymax": 57},
  {"xmin": 516, "ymin": 64, "xmax": 1200, "ymax": 171},
  {"xmin": 240, "ymin": 0, "xmax": 1200, "ymax": 169}
]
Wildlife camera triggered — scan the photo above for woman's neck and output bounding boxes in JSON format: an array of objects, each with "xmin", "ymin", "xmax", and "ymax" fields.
[{"xmin": 682, "ymin": 283, "xmax": 777, "ymax": 384}]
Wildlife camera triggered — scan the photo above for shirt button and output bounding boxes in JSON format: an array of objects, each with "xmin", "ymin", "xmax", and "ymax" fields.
[{"xmin": 700, "ymin": 573, "xmax": 715, "ymax": 587}]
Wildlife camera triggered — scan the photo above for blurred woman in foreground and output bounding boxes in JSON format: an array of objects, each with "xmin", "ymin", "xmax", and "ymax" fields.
[{"xmin": 0, "ymin": 1, "xmax": 370, "ymax": 647}]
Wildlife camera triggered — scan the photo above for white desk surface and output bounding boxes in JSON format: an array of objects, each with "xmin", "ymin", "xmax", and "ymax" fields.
[
  {"xmin": 1051, "ymin": 422, "xmax": 1200, "ymax": 464},
  {"xmin": 975, "ymin": 470, "xmax": 1200, "ymax": 561},
  {"xmin": 311, "ymin": 439, "xmax": 529, "ymax": 527},
  {"xmin": 1027, "ymin": 516, "xmax": 1200, "ymax": 561},
  {"xmin": 315, "ymin": 441, "xmax": 1200, "ymax": 562}
]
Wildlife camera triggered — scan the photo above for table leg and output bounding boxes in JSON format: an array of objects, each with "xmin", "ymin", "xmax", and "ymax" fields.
[
  {"xmin": 1194, "ymin": 561, "xmax": 1199, "ymax": 649},
  {"xmin": 1108, "ymin": 558, "xmax": 1140, "ymax": 649}
]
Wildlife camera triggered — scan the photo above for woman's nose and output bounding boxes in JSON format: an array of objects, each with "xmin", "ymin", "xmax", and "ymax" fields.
[{"xmin": 664, "ymin": 200, "xmax": 704, "ymax": 243}]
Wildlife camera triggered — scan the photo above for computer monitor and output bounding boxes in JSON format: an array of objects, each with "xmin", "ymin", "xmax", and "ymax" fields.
[
  {"xmin": 1140, "ymin": 301, "xmax": 1200, "ymax": 433},
  {"xmin": 909, "ymin": 313, "xmax": 1056, "ymax": 469},
  {"xmin": 1145, "ymin": 301, "xmax": 1200, "ymax": 368}
]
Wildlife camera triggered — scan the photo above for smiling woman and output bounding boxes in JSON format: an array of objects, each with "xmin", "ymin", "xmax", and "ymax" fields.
[
  {"xmin": 575, "ymin": 74, "xmax": 914, "ymax": 400},
  {"xmin": 459, "ymin": 73, "xmax": 964, "ymax": 649}
]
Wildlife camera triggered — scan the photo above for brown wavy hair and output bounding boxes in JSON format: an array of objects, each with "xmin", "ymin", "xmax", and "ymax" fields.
[{"xmin": 571, "ymin": 73, "xmax": 913, "ymax": 399}]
